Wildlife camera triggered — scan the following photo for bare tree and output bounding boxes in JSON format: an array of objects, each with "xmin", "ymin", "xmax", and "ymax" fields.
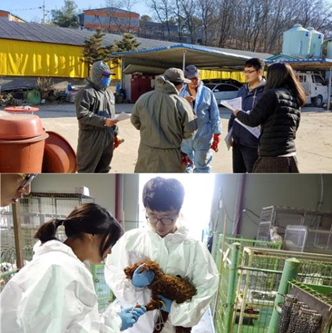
[
  {"xmin": 147, "ymin": 0, "xmax": 175, "ymax": 39},
  {"xmin": 196, "ymin": 0, "xmax": 216, "ymax": 44},
  {"xmin": 143, "ymin": 0, "xmax": 331, "ymax": 53}
]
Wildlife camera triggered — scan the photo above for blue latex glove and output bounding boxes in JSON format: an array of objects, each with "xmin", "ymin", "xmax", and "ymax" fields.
[
  {"xmin": 158, "ymin": 295, "xmax": 173, "ymax": 313},
  {"xmin": 131, "ymin": 264, "xmax": 155, "ymax": 288},
  {"xmin": 118, "ymin": 306, "xmax": 147, "ymax": 331}
]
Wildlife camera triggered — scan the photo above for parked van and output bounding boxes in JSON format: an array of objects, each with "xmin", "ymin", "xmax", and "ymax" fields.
[{"xmin": 296, "ymin": 72, "xmax": 328, "ymax": 107}]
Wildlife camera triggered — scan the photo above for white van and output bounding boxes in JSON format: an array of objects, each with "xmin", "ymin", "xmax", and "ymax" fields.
[{"xmin": 296, "ymin": 72, "xmax": 328, "ymax": 107}]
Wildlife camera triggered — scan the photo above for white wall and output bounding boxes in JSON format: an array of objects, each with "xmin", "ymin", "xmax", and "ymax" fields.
[
  {"xmin": 30, "ymin": 174, "xmax": 332, "ymax": 241},
  {"xmin": 211, "ymin": 174, "xmax": 332, "ymax": 239},
  {"xmin": 31, "ymin": 174, "xmax": 116, "ymax": 214}
]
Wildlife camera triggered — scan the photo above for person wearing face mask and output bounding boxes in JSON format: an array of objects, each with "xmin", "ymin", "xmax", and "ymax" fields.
[
  {"xmin": 105, "ymin": 177, "xmax": 219, "ymax": 333},
  {"xmin": 75, "ymin": 60, "xmax": 120, "ymax": 173},
  {"xmin": 0, "ymin": 203, "xmax": 147, "ymax": 333}
]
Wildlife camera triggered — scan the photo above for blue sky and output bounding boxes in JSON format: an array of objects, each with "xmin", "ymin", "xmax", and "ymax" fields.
[{"xmin": 1, "ymin": 0, "xmax": 152, "ymax": 23}]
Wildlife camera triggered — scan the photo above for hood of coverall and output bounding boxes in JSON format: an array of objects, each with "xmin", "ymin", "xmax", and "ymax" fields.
[
  {"xmin": 88, "ymin": 61, "xmax": 112, "ymax": 90},
  {"xmin": 155, "ymin": 75, "xmax": 180, "ymax": 95}
]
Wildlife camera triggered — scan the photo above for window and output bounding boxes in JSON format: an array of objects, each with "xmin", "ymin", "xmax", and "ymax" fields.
[
  {"xmin": 313, "ymin": 75, "xmax": 325, "ymax": 85},
  {"xmin": 298, "ymin": 75, "xmax": 306, "ymax": 83},
  {"xmin": 216, "ymin": 84, "xmax": 238, "ymax": 92},
  {"xmin": 205, "ymin": 84, "xmax": 217, "ymax": 90}
]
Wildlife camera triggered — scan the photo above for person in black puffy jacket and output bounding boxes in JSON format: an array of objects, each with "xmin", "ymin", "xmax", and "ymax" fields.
[
  {"xmin": 228, "ymin": 58, "xmax": 266, "ymax": 173},
  {"xmin": 232, "ymin": 62, "xmax": 306, "ymax": 173}
]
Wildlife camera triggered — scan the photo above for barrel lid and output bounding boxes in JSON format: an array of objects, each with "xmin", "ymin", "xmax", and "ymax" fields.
[
  {"xmin": 0, "ymin": 114, "xmax": 46, "ymax": 140},
  {"xmin": 42, "ymin": 131, "xmax": 77, "ymax": 173}
]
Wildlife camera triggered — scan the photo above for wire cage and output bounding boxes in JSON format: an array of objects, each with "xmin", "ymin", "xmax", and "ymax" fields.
[
  {"xmin": 211, "ymin": 231, "xmax": 332, "ymax": 333},
  {"xmin": 283, "ymin": 225, "xmax": 308, "ymax": 252},
  {"xmin": 0, "ymin": 191, "xmax": 113, "ymax": 311},
  {"xmin": 211, "ymin": 233, "xmax": 282, "ymax": 333},
  {"xmin": 256, "ymin": 206, "xmax": 332, "ymax": 255},
  {"xmin": 235, "ymin": 248, "xmax": 332, "ymax": 333},
  {"xmin": 90, "ymin": 264, "xmax": 115, "ymax": 312},
  {"xmin": 277, "ymin": 281, "xmax": 332, "ymax": 333}
]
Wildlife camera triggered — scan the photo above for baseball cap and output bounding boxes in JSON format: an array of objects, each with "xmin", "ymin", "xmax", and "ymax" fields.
[
  {"xmin": 164, "ymin": 68, "xmax": 191, "ymax": 84},
  {"xmin": 102, "ymin": 69, "xmax": 116, "ymax": 76},
  {"xmin": 94, "ymin": 60, "xmax": 116, "ymax": 76},
  {"xmin": 184, "ymin": 65, "xmax": 199, "ymax": 79}
]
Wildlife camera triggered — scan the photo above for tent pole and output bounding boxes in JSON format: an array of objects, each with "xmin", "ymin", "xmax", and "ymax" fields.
[
  {"xmin": 327, "ymin": 66, "xmax": 332, "ymax": 112},
  {"xmin": 182, "ymin": 50, "xmax": 186, "ymax": 72}
]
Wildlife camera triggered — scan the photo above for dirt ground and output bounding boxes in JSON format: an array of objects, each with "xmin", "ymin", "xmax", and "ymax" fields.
[{"xmin": 1, "ymin": 103, "xmax": 331, "ymax": 173}]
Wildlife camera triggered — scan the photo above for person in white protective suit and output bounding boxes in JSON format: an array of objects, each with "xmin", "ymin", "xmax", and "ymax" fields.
[
  {"xmin": 0, "ymin": 203, "xmax": 146, "ymax": 333},
  {"xmin": 105, "ymin": 177, "xmax": 219, "ymax": 333},
  {"xmin": 179, "ymin": 65, "xmax": 222, "ymax": 173}
]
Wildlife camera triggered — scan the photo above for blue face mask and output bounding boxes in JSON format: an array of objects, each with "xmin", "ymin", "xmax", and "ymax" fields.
[{"xmin": 101, "ymin": 77, "xmax": 111, "ymax": 87}]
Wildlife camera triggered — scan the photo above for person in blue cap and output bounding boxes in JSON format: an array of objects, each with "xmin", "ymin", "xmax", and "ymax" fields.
[
  {"xmin": 180, "ymin": 65, "xmax": 222, "ymax": 173},
  {"xmin": 75, "ymin": 60, "xmax": 121, "ymax": 173}
]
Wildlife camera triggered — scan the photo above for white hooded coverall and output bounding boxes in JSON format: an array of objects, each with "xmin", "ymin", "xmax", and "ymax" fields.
[
  {"xmin": 0, "ymin": 240, "xmax": 122, "ymax": 333},
  {"xmin": 104, "ymin": 226, "xmax": 219, "ymax": 333}
]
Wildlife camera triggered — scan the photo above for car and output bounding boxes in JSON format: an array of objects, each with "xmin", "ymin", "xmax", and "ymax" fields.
[
  {"xmin": 205, "ymin": 83, "xmax": 240, "ymax": 104},
  {"xmin": 202, "ymin": 78, "xmax": 243, "ymax": 88}
]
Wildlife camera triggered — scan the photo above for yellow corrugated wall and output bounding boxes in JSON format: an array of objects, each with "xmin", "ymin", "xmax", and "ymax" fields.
[
  {"xmin": 199, "ymin": 69, "xmax": 246, "ymax": 82},
  {"xmin": 0, "ymin": 39, "xmax": 122, "ymax": 79},
  {"xmin": 0, "ymin": 39, "xmax": 244, "ymax": 81}
]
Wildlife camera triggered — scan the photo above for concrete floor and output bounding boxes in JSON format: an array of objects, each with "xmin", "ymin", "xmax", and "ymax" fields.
[
  {"xmin": 1, "ymin": 102, "xmax": 332, "ymax": 173},
  {"xmin": 192, "ymin": 308, "xmax": 215, "ymax": 333}
]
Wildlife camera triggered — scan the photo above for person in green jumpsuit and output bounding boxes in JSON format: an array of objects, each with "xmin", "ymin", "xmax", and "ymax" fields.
[{"xmin": 75, "ymin": 61, "xmax": 119, "ymax": 173}]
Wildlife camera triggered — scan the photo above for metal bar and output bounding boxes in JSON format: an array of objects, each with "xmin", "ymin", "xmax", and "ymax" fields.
[
  {"xmin": 233, "ymin": 174, "xmax": 246, "ymax": 236},
  {"xmin": 0, "ymin": 270, "xmax": 18, "ymax": 278},
  {"xmin": 237, "ymin": 247, "xmax": 254, "ymax": 333},
  {"xmin": 243, "ymin": 246, "xmax": 332, "ymax": 261},
  {"xmin": 182, "ymin": 50, "xmax": 186, "ymax": 72},
  {"xmin": 211, "ymin": 232, "xmax": 223, "ymax": 319},
  {"xmin": 12, "ymin": 203, "xmax": 24, "ymax": 269},
  {"xmin": 268, "ymin": 258, "xmax": 301, "ymax": 333},
  {"xmin": 238, "ymin": 266, "xmax": 283, "ymax": 274},
  {"xmin": 327, "ymin": 66, "xmax": 331, "ymax": 111},
  {"xmin": 225, "ymin": 243, "xmax": 240, "ymax": 333}
]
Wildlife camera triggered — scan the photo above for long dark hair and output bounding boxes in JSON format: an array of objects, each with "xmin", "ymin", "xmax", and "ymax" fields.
[
  {"xmin": 34, "ymin": 203, "xmax": 123, "ymax": 257},
  {"xmin": 265, "ymin": 63, "xmax": 306, "ymax": 106},
  {"xmin": 143, "ymin": 177, "xmax": 185, "ymax": 212}
]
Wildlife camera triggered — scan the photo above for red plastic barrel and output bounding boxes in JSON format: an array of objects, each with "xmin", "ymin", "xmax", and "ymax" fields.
[{"xmin": 0, "ymin": 114, "xmax": 49, "ymax": 172}]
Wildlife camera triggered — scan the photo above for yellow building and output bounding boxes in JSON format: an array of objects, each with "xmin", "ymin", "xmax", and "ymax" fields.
[{"xmin": 0, "ymin": 18, "xmax": 270, "ymax": 83}]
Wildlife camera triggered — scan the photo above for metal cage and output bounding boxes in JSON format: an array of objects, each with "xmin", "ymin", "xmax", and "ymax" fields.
[
  {"xmin": 0, "ymin": 192, "xmax": 113, "ymax": 311},
  {"xmin": 256, "ymin": 206, "xmax": 332, "ymax": 255}
]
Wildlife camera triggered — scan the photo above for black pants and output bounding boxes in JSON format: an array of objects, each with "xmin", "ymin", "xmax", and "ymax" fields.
[
  {"xmin": 77, "ymin": 132, "xmax": 114, "ymax": 173},
  {"xmin": 94, "ymin": 139, "xmax": 114, "ymax": 173},
  {"xmin": 253, "ymin": 156, "xmax": 299, "ymax": 173},
  {"xmin": 232, "ymin": 143, "xmax": 258, "ymax": 173}
]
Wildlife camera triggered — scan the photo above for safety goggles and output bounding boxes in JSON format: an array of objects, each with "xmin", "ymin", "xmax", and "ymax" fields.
[{"xmin": 18, "ymin": 174, "xmax": 38, "ymax": 190}]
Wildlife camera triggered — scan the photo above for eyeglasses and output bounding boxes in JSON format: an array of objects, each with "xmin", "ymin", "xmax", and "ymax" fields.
[
  {"xmin": 18, "ymin": 174, "xmax": 38, "ymax": 190},
  {"xmin": 243, "ymin": 69, "xmax": 257, "ymax": 74},
  {"xmin": 146, "ymin": 215, "xmax": 178, "ymax": 225}
]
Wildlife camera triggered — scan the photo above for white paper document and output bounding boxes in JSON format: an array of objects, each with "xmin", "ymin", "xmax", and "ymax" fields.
[
  {"xmin": 221, "ymin": 97, "xmax": 261, "ymax": 139},
  {"xmin": 220, "ymin": 97, "xmax": 242, "ymax": 111},
  {"xmin": 113, "ymin": 112, "xmax": 131, "ymax": 121},
  {"xmin": 234, "ymin": 118, "xmax": 261, "ymax": 138},
  {"xmin": 224, "ymin": 127, "xmax": 233, "ymax": 150}
]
